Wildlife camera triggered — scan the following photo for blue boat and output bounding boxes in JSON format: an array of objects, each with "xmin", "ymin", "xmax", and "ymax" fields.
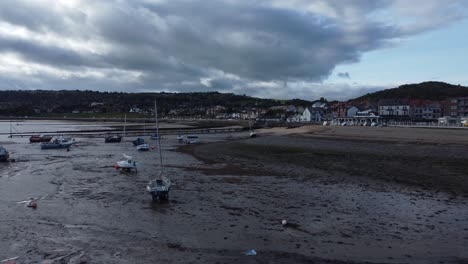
[
  {"xmin": 0, "ymin": 146, "xmax": 9, "ymax": 162},
  {"xmin": 132, "ymin": 138, "xmax": 145, "ymax": 146},
  {"xmin": 41, "ymin": 137, "xmax": 74, "ymax": 150}
]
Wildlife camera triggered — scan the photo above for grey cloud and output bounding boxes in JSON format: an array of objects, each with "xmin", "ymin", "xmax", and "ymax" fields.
[
  {"xmin": 337, "ymin": 72, "xmax": 351, "ymax": 79},
  {"xmin": 0, "ymin": 0, "xmax": 84, "ymax": 34},
  {"xmin": 0, "ymin": 0, "xmax": 466, "ymax": 100},
  {"xmin": 0, "ymin": 35, "xmax": 102, "ymax": 68},
  {"xmin": 233, "ymin": 82, "xmax": 384, "ymax": 101}
]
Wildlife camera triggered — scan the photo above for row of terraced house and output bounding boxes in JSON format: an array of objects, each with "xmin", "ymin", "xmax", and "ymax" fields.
[
  {"xmin": 291, "ymin": 97, "xmax": 468, "ymax": 125},
  {"xmin": 377, "ymin": 97, "xmax": 468, "ymax": 122}
]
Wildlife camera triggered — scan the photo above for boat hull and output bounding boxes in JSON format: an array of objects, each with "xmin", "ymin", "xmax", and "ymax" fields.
[
  {"xmin": 136, "ymin": 144, "xmax": 150, "ymax": 151},
  {"xmin": 132, "ymin": 138, "xmax": 145, "ymax": 146},
  {"xmin": 105, "ymin": 136, "xmax": 122, "ymax": 143},
  {"xmin": 0, "ymin": 154, "xmax": 8, "ymax": 162},
  {"xmin": 41, "ymin": 142, "xmax": 73, "ymax": 149},
  {"xmin": 116, "ymin": 160, "xmax": 136, "ymax": 171},
  {"xmin": 30, "ymin": 136, "xmax": 53, "ymax": 143},
  {"xmin": 147, "ymin": 177, "xmax": 171, "ymax": 201},
  {"xmin": 0, "ymin": 147, "xmax": 8, "ymax": 161}
]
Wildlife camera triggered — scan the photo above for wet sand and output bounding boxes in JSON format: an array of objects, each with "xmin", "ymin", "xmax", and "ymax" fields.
[{"xmin": 0, "ymin": 126, "xmax": 467, "ymax": 263}]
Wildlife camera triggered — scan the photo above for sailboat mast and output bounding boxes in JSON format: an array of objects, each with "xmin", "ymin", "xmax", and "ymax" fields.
[
  {"xmin": 155, "ymin": 100, "xmax": 163, "ymax": 171},
  {"xmin": 123, "ymin": 114, "xmax": 126, "ymax": 137}
]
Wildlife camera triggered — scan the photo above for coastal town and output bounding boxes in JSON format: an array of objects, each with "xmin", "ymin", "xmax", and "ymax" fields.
[
  {"xmin": 1, "ymin": 1, "xmax": 468, "ymax": 263},
  {"xmin": 205, "ymin": 96, "xmax": 468, "ymax": 126},
  {"xmin": 1, "ymin": 82, "xmax": 468, "ymax": 128}
]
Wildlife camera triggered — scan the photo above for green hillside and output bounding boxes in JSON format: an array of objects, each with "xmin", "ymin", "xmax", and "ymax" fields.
[{"xmin": 353, "ymin": 82, "xmax": 468, "ymax": 102}]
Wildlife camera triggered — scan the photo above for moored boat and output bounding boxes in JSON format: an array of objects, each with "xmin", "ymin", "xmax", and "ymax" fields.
[
  {"xmin": 147, "ymin": 100, "xmax": 171, "ymax": 202},
  {"xmin": 105, "ymin": 135, "xmax": 122, "ymax": 143},
  {"xmin": 132, "ymin": 137, "xmax": 145, "ymax": 146},
  {"xmin": 41, "ymin": 137, "xmax": 74, "ymax": 149},
  {"xmin": 30, "ymin": 135, "xmax": 53, "ymax": 143},
  {"xmin": 184, "ymin": 135, "xmax": 198, "ymax": 144},
  {"xmin": 147, "ymin": 177, "xmax": 171, "ymax": 201},
  {"xmin": 115, "ymin": 154, "xmax": 137, "ymax": 171},
  {"xmin": 136, "ymin": 143, "xmax": 150, "ymax": 151},
  {"xmin": 0, "ymin": 146, "xmax": 9, "ymax": 162},
  {"xmin": 249, "ymin": 120, "xmax": 256, "ymax": 138}
]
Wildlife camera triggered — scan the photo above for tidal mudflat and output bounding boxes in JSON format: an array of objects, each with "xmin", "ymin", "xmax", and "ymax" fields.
[{"xmin": 0, "ymin": 125, "xmax": 467, "ymax": 263}]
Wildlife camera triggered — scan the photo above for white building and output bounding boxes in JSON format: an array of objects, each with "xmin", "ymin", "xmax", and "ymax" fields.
[
  {"xmin": 346, "ymin": 106, "xmax": 360, "ymax": 117},
  {"xmin": 379, "ymin": 99, "xmax": 410, "ymax": 118},
  {"xmin": 301, "ymin": 108, "xmax": 312, "ymax": 122}
]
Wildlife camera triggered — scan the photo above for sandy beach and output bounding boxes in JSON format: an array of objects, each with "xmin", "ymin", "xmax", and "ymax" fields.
[{"xmin": 0, "ymin": 124, "xmax": 467, "ymax": 263}]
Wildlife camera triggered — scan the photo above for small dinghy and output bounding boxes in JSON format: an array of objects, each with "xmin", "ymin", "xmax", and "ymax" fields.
[
  {"xmin": 41, "ymin": 137, "xmax": 74, "ymax": 150},
  {"xmin": 132, "ymin": 137, "xmax": 145, "ymax": 146},
  {"xmin": 115, "ymin": 154, "xmax": 137, "ymax": 172},
  {"xmin": 177, "ymin": 135, "xmax": 184, "ymax": 142},
  {"xmin": 105, "ymin": 134, "xmax": 122, "ymax": 143},
  {"xmin": 136, "ymin": 143, "xmax": 150, "ymax": 151},
  {"xmin": 30, "ymin": 135, "xmax": 53, "ymax": 143},
  {"xmin": 184, "ymin": 135, "xmax": 198, "ymax": 144}
]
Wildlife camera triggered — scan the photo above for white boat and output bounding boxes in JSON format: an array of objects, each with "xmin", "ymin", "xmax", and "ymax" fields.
[
  {"xmin": 249, "ymin": 120, "xmax": 256, "ymax": 138},
  {"xmin": 177, "ymin": 135, "xmax": 184, "ymax": 141},
  {"xmin": 40, "ymin": 136, "xmax": 75, "ymax": 149},
  {"xmin": 136, "ymin": 143, "xmax": 150, "ymax": 151},
  {"xmin": 115, "ymin": 154, "xmax": 137, "ymax": 171},
  {"xmin": 146, "ymin": 176, "xmax": 171, "ymax": 201},
  {"xmin": 184, "ymin": 135, "xmax": 198, "ymax": 144},
  {"xmin": 147, "ymin": 100, "xmax": 171, "ymax": 201}
]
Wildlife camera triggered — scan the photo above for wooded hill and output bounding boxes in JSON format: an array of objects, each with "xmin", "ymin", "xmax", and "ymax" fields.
[
  {"xmin": 352, "ymin": 82, "xmax": 468, "ymax": 103},
  {"xmin": 0, "ymin": 90, "xmax": 312, "ymax": 116}
]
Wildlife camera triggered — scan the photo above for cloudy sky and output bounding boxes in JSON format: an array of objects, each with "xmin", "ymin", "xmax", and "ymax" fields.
[{"xmin": 0, "ymin": 0, "xmax": 467, "ymax": 100}]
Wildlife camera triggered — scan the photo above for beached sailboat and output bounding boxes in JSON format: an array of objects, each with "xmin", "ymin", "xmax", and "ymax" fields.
[
  {"xmin": 0, "ymin": 146, "xmax": 9, "ymax": 162},
  {"xmin": 146, "ymin": 100, "xmax": 171, "ymax": 201}
]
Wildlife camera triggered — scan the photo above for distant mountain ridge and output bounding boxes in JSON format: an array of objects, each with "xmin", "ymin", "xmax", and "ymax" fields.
[{"xmin": 351, "ymin": 82, "xmax": 468, "ymax": 103}]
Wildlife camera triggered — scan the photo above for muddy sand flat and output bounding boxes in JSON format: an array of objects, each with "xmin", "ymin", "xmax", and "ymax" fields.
[{"xmin": 0, "ymin": 126, "xmax": 467, "ymax": 263}]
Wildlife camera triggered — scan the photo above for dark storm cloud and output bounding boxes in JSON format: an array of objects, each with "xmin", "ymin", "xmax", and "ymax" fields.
[
  {"xmin": 137, "ymin": 0, "xmax": 396, "ymax": 81},
  {"xmin": 0, "ymin": 35, "xmax": 102, "ymax": 68},
  {"xmin": 0, "ymin": 0, "xmax": 467, "ymax": 99}
]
